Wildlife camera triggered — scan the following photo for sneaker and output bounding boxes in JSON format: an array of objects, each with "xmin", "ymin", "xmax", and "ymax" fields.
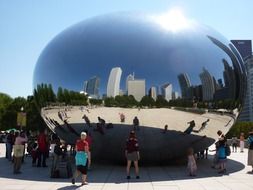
[
  {"xmin": 71, "ymin": 178, "xmax": 75, "ymax": 185},
  {"xmin": 127, "ymin": 176, "xmax": 130, "ymax": 180},
  {"xmin": 136, "ymin": 176, "xmax": 140, "ymax": 179}
]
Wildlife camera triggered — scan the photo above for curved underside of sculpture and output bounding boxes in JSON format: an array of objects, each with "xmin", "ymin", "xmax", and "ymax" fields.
[{"xmin": 42, "ymin": 106, "xmax": 236, "ymax": 165}]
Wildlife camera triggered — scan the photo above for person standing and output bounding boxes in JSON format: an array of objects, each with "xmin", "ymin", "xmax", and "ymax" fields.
[
  {"xmin": 6, "ymin": 130, "xmax": 15, "ymax": 161},
  {"xmin": 13, "ymin": 131, "xmax": 27, "ymax": 174},
  {"xmin": 72, "ymin": 132, "xmax": 91, "ymax": 186},
  {"xmin": 240, "ymin": 133, "xmax": 245, "ymax": 153},
  {"xmin": 217, "ymin": 130, "xmax": 227, "ymax": 174},
  {"xmin": 187, "ymin": 148, "xmax": 197, "ymax": 176},
  {"xmin": 37, "ymin": 129, "xmax": 49, "ymax": 167},
  {"xmin": 247, "ymin": 131, "xmax": 253, "ymax": 173},
  {"xmin": 133, "ymin": 116, "xmax": 140, "ymax": 131},
  {"xmin": 125, "ymin": 131, "xmax": 140, "ymax": 179},
  {"xmin": 231, "ymin": 136, "xmax": 238, "ymax": 152}
]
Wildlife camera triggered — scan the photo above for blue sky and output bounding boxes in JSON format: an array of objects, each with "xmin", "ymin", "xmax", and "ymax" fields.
[{"xmin": 0, "ymin": 0, "xmax": 252, "ymax": 98}]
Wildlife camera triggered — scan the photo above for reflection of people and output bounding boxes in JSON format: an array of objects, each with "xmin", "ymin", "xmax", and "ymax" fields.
[
  {"xmin": 133, "ymin": 116, "xmax": 139, "ymax": 131},
  {"xmin": 125, "ymin": 131, "xmax": 140, "ymax": 179},
  {"xmin": 247, "ymin": 131, "xmax": 253, "ymax": 173},
  {"xmin": 98, "ymin": 117, "xmax": 105, "ymax": 127},
  {"xmin": 162, "ymin": 125, "xmax": 168, "ymax": 133},
  {"xmin": 187, "ymin": 148, "xmax": 197, "ymax": 176},
  {"xmin": 240, "ymin": 133, "xmax": 245, "ymax": 153},
  {"xmin": 119, "ymin": 113, "xmax": 125, "ymax": 123},
  {"xmin": 231, "ymin": 136, "xmax": 238, "ymax": 152},
  {"xmin": 184, "ymin": 120, "xmax": 196, "ymax": 134},
  {"xmin": 64, "ymin": 120, "xmax": 79, "ymax": 136},
  {"xmin": 82, "ymin": 114, "xmax": 91, "ymax": 128},
  {"xmin": 198, "ymin": 119, "xmax": 210, "ymax": 132}
]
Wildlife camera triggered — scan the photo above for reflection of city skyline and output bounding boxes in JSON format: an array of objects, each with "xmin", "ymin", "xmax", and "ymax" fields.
[
  {"xmin": 82, "ymin": 67, "xmax": 180, "ymax": 102},
  {"xmin": 81, "ymin": 35, "xmax": 245, "ymax": 102},
  {"xmin": 82, "ymin": 58, "xmax": 238, "ymax": 102},
  {"xmin": 177, "ymin": 59, "xmax": 236, "ymax": 102}
]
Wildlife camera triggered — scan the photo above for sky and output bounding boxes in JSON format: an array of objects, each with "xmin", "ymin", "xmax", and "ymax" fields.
[{"xmin": 0, "ymin": 0, "xmax": 253, "ymax": 98}]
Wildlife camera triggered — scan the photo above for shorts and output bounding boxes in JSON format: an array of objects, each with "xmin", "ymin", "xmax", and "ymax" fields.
[
  {"xmin": 126, "ymin": 151, "xmax": 138, "ymax": 161},
  {"xmin": 218, "ymin": 158, "xmax": 227, "ymax": 164},
  {"xmin": 76, "ymin": 164, "xmax": 88, "ymax": 175}
]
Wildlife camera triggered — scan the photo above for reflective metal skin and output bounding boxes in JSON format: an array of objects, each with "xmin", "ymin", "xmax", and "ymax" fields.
[{"xmin": 34, "ymin": 13, "xmax": 246, "ymax": 164}]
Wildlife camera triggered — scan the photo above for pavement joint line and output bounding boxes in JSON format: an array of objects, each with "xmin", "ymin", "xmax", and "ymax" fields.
[
  {"xmin": 146, "ymin": 167, "xmax": 155, "ymax": 190},
  {"xmin": 100, "ymin": 166, "xmax": 115, "ymax": 190}
]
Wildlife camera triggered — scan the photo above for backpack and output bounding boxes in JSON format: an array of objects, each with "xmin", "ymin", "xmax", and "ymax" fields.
[{"xmin": 225, "ymin": 145, "xmax": 231, "ymax": 156}]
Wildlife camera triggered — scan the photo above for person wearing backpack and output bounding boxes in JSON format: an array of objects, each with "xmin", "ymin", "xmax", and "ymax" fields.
[
  {"xmin": 217, "ymin": 130, "xmax": 227, "ymax": 174},
  {"xmin": 247, "ymin": 131, "xmax": 253, "ymax": 173}
]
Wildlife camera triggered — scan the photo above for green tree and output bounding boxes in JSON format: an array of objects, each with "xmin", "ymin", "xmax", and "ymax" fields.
[
  {"xmin": 104, "ymin": 97, "xmax": 117, "ymax": 107},
  {"xmin": 63, "ymin": 89, "xmax": 70, "ymax": 104},
  {"xmin": 0, "ymin": 96, "xmax": 26, "ymax": 130},
  {"xmin": 140, "ymin": 95, "xmax": 155, "ymax": 107},
  {"xmin": 0, "ymin": 93, "xmax": 13, "ymax": 130},
  {"xmin": 89, "ymin": 99, "xmax": 103, "ymax": 105},
  {"xmin": 57, "ymin": 87, "xmax": 65, "ymax": 102},
  {"xmin": 155, "ymin": 95, "xmax": 169, "ymax": 108},
  {"xmin": 226, "ymin": 121, "xmax": 253, "ymax": 138}
]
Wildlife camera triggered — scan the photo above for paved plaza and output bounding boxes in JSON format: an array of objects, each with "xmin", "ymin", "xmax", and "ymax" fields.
[{"xmin": 0, "ymin": 144, "xmax": 252, "ymax": 190}]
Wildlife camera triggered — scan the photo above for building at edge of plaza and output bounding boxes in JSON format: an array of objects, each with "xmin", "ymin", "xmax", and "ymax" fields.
[{"xmin": 232, "ymin": 40, "xmax": 253, "ymax": 121}]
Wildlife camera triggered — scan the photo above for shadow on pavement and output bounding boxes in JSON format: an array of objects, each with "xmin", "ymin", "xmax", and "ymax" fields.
[{"xmin": 0, "ymin": 152, "xmax": 245, "ymax": 184}]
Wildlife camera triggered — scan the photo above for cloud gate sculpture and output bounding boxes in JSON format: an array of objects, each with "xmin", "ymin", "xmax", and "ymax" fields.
[{"xmin": 33, "ymin": 12, "xmax": 246, "ymax": 164}]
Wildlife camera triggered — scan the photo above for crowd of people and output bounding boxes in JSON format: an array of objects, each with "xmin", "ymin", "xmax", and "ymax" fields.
[
  {"xmin": 4, "ymin": 129, "xmax": 51, "ymax": 174},
  {"xmin": 1, "ymin": 107, "xmax": 253, "ymax": 186}
]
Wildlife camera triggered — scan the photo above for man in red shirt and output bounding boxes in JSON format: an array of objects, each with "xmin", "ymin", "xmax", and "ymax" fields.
[{"xmin": 37, "ymin": 129, "xmax": 49, "ymax": 167}]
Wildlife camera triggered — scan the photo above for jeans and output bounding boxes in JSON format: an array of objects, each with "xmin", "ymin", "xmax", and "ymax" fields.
[
  {"xmin": 37, "ymin": 150, "xmax": 47, "ymax": 167},
  {"xmin": 6, "ymin": 143, "xmax": 13, "ymax": 161}
]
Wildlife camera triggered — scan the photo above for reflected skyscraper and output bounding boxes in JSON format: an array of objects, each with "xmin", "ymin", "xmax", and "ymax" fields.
[
  {"xmin": 207, "ymin": 35, "xmax": 245, "ymax": 101},
  {"xmin": 172, "ymin": 91, "xmax": 179, "ymax": 100},
  {"xmin": 161, "ymin": 83, "xmax": 172, "ymax": 102},
  {"xmin": 84, "ymin": 76, "xmax": 100, "ymax": 98},
  {"xmin": 107, "ymin": 67, "xmax": 122, "ymax": 97},
  {"xmin": 178, "ymin": 73, "xmax": 191, "ymax": 99},
  {"xmin": 149, "ymin": 86, "xmax": 157, "ymax": 100},
  {"xmin": 223, "ymin": 59, "xmax": 236, "ymax": 99},
  {"xmin": 126, "ymin": 73, "xmax": 134, "ymax": 92},
  {"xmin": 199, "ymin": 68, "xmax": 215, "ymax": 101},
  {"xmin": 128, "ymin": 79, "xmax": 145, "ymax": 101}
]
